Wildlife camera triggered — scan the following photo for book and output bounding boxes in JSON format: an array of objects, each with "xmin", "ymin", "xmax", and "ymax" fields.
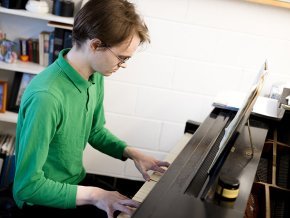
[
  {"xmin": 38, "ymin": 32, "xmax": 44, "ymax": 66},
  {"xmin": 0, "ymin": 135, "xmax": 14, "ymax": 155},
  {"xmin": 32, "ymin": 38, "xmax": 39, "ymax": 63},
  {"xmin": 48, "ymin": 31, "xmax": 55, "ymax": 65},
  {"xmin": 19, "ymin": 38, "xmax": 29, "ymax": 61},
  {"xmin": 0, "ymin": 157, "xmax": 3, "ymax": 177},
  {"xmin": 43, "ymin": 32, "xmax": 50, "ymax": 67},
  {"xmin": 53, "ymin": 28, "xmax": 65, "ymax": 61},
  {"xmin": 19, "ymin": 38, "xmax": 27, "ymax": 56},
  {"xmin": 209, "ymin": 61, "xmax": 269, "ymax": 172},
  {"xmin": 0, "ymin": 136, "xmax": 15, "ymax": 188},
  {"xmin": 0, "ymin": 134, "xmax": 9, "ymax": 154},
  {"xmin": 39, "ymin": 31, "xmax": 51, "ymax": 66},
  {"xmin": 0, "ymin": 154, "xmax": 15, "ymax": 188},
  {"xmin": 63, "ymin": 30, "xmax": 73, "ymax": 49},
  {"xmin": 27, "ymin": 38, "xmax": 33, "ymax": 62}
]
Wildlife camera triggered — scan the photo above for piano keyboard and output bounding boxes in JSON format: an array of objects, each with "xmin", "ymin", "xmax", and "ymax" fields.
[{"xmin": 117, "ymin": 132, "xmax": 193, "ymax": 218}]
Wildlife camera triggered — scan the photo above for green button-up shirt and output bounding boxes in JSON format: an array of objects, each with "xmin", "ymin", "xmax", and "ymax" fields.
[{"xmin": 13, "ymin": 49, "xmax": 127, "ymax": 209}]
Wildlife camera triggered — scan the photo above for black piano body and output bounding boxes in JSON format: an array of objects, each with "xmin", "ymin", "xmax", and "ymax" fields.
[{"xmin": 132, "ymin": 89, "xmax": 290, "ymax": 218}]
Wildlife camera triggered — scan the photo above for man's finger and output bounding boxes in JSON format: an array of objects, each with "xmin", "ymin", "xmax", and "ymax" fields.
[
  {"xmin": 120, "ymin": 199, "xmax": 140, "ymax": 208},
  {"xmin": 142, "ymin": 172, "xmax": 150, "ymax": 181},
  {"xmin": 157, "ymin": 161, "xmax": 170, "ymax": 167},
  {"xmin": 115, "ymin": 203, "xmax": 136, "ymax": 216}
]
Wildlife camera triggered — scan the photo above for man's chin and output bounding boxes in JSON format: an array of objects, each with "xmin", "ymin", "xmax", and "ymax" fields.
[{"xmin": 102, "ymin": 72, "xmax": 113, "ymax": 77}]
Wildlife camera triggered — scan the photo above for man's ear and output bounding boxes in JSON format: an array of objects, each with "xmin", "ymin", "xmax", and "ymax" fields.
[{"xmin": 90, "ymin": 38, "xmax": 103, "ymax": 51}]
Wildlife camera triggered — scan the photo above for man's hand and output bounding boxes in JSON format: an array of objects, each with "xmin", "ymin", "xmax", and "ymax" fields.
[
  {"xmin": 123, "ymin": 147, "xmax": 170, "ymax": 181},
  {"xmin": 77, "ymin": 186, "xmax": 140, "ymax": 218}
]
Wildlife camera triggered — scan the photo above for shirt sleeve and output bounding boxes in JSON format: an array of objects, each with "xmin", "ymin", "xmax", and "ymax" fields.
[
  {"xmin": 89, "ymin": 125, "xmax": 127, "ymax": 160},
  {"xmin": 88, "ymin": 84, "xmax": 127, "ymax": 160},
  {"xmin": 13, "ymin": 91, "xmax": 77, "ymax": 209}
]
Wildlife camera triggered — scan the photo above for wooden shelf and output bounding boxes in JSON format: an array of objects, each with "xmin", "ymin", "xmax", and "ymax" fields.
[
  {"xmin": 246, "ymin": 0, "xmax": 290, "ymax": 9},
  {"xmin": 47, "ymin": 21, "xmax": 73, "ymax": 30},
  {"xmin": 0, "ymin": 6, "xmax": 74, "ymax": 25},
  {"xmin": 0, "ymin": 61, "xmax": 44, "ymax": 74},
  {"xmin": 0, "ymin": 111, "xmax": 18, "ymax": 123}
]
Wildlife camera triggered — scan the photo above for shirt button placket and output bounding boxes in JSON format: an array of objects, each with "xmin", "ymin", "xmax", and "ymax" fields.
[{"xmin": 86, "ymin": 87, "xmax": 90, "ymax": 112}]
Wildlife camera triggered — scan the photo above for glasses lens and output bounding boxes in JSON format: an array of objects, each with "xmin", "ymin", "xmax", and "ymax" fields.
[{"xmin": 105, "ymin": 45, "xmax": 130, "ymax": 65}]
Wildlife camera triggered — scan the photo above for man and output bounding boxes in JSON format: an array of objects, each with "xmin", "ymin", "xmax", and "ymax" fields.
[{"xmin": 12, "ymin": 0, "xmax": 170, "ymax": 217}]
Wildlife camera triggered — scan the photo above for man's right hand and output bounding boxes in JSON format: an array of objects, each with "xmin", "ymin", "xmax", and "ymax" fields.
[{"xmin": 77, "ymin": 186, "xmax": 140, "ymax": 218}]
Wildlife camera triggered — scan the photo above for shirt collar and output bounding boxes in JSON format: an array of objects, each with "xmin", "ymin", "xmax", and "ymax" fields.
[{"xmin": 56, "ymin": 48, "xmax": 96, "ymax": 93}]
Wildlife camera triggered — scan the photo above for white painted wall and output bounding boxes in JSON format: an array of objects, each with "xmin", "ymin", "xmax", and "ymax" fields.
[
  {"xmin": 1, "ymin": 0, "xmax": 290, "ymax": 181},
  {"xmin": 84, "ymin": 0, "xmax": 290, "ymax": 181}
]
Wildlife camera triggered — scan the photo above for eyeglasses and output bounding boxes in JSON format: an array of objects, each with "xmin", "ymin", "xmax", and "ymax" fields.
[{"xmin": 105, "ymin": 46, "xmax": 130, "ymax": 66}]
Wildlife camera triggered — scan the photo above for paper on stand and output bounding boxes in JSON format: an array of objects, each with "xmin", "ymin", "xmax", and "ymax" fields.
[
  {"xmin": 213, "ymin": 91, "xmax": 280, "ymax": 119},
  {"xmin": 252, "ymin": 97, "xmax": 279, "ymax": 118}
]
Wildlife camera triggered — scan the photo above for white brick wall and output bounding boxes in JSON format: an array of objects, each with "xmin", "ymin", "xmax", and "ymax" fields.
[
  {"xmin": 84, "ymin": 0, "xmax": 290, "ymax": 180},
  {"xmin": 2, "ymin": 0, "xmax": 290, "ymax": 181}
]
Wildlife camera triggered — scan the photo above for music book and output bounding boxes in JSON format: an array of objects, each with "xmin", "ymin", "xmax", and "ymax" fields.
[{"xmin": 209, "ymin": 60, "xmax": 269, "ymax": 172}]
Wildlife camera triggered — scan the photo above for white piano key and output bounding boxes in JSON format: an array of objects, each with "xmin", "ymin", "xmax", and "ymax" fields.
[
  {"xmin": 117, "ymin": 213, "xmax": 131, "ymax": 218},
  {"xmin": 132, "ymin": 195, "xmax": 143, "ymax": 203},
  {"xmin": 150, "ymin": 171, "xmax": 163, "ymax": 182}
]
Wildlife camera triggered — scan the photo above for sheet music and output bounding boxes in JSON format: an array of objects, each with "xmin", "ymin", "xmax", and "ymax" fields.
[{"xmin": 208, "ymin": 61, "xmax": 268, "ymax": 173}]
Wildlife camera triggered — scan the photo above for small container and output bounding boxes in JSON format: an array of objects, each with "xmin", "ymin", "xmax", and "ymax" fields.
[
  {"xmin": 215, "ymin": 175, "xmax": 240, "ymax": 201},
  {"xmin": 61, "ymin": 0, "xmax": 74, "ymax": 17},
  {"xmin": 52, "ymin": 0, "xmax": 62, "ymax": 15},
  {"xmin": 25, "ymin": 0, "xmax": 49, "ymax": 14},
  {"xmin": 52, "ymin": 0, "xmax": 74, "ymax": 17}
]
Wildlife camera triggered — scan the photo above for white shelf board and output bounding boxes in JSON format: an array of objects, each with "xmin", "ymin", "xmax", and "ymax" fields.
[
  {"xmin": 0, "ymin": 61, "xmax": 44, "ymax": 74},
  {"xmin": 0, "ymin": 6, "xmax": 74, "ymax": 25},
  {"xmin": 0, "ymin": 111, "xmax": 18, "ymax": 123}
]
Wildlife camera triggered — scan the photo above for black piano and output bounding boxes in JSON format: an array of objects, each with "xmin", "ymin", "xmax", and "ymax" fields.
[{"xmin": 131, "ymin": 88, "xmax": 290, "ymax": 218}]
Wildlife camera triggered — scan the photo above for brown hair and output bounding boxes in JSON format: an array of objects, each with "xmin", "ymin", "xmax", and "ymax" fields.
[{"xmin": 72, "ymin": 0, "xmax": 150, "ymax": 48}]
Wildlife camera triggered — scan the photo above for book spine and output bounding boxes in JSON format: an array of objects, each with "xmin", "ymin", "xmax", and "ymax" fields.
[
  {"xmin": 38, "ymin": 32, "xmax": 45, "ymax": 66},
  {"xmin": 19, "ymin": 38, "xmax": 29, "ymax": 61},
  {"xmin": 63, "ymin": 30, "xmax": 73, "ymax": 49},
  {"xmin": 32, "ymin": 39, "xmax": 39, "ymax": 63},
  {"xmin": 53, "ymin": 28, "xmax": 65, "ymax": 61},
  {"xmin": 43, "ymin": 32, "xmax": 50, "ymax": 67},
  {"xmin": 0, "ymin": 157, "xmax": 4, "ymax": 178},
  {"xmin": 0, "ymin": 134, "xmax": 15, "ymax": 188},
  {"xmin": 27, "ymin": 39, "xmax": 33, "ymax": 62},
  {"xmin": 0, "ymin": 154, "xmax": 15, "ymax": 188},
  {"xmin": 48, "ymin": 31, "xmax": 55, "ymax": 65}
]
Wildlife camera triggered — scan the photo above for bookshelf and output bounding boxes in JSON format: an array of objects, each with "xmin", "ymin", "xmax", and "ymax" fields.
[
  {"xmin": 0, "ymin": 8, "xmax": 71, "ymax": 123},
  {"xmin": 0, "ymin": 6, "xmax": 75, "ymax": 189}
]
